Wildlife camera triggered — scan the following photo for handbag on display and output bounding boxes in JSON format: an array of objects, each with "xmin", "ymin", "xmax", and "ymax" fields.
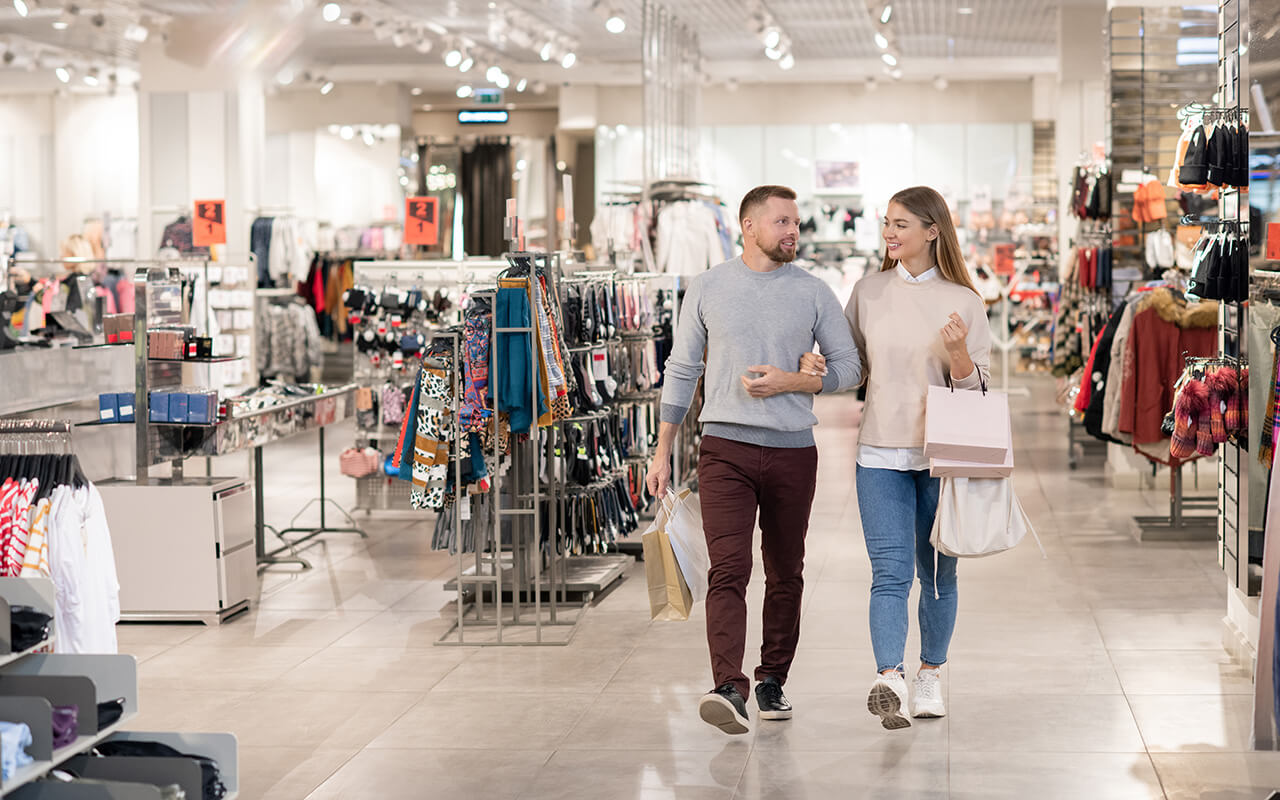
[
  {"xmin": 339, "ymin": 447, "xmax": 381, "ymax": 478},
  {"xmin": 923, "ymin": 380, "xmax": 1011, "ymax": 465}
]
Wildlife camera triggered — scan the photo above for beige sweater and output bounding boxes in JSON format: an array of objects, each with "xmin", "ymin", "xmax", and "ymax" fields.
[{"xmin": 845, "ymin": 267, "xmax": 993, "ymax": 448}]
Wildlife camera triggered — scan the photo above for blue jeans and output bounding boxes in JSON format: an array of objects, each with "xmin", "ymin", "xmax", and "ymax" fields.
[{"xmin": 855, "ymin": 464, "xmax": 958, "ymax": 673}]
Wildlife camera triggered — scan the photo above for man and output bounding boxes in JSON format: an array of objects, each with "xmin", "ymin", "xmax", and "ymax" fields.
[{"xmin": 646, "ymin": 184, "xmax": 862, "ymax": 735}]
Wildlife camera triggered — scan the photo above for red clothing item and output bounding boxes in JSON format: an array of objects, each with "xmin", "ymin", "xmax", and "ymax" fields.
[
  {"xmin": 1117, "ymin": 290, "xmax": 1218, "ymax": 444},
  {"xmin": 1074, "ymin": 327, "xmax": 1106, "ymax": 414}
]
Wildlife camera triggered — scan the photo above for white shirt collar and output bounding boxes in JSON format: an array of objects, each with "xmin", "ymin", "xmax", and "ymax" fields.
[{"xmin": 896, "ymin": 263, "xmax": 939, "ymax": 283}]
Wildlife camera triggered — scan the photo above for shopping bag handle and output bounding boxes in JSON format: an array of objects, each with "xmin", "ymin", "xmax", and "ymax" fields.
[{"xmin": 944, "ymin": 373, "xmax": 988, "ymax": 395}]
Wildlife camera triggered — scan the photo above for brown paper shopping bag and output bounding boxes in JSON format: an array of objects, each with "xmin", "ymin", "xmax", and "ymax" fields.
[{"xmin": 643, "ymin": 520, "xmax": 694, "ymax": 621}]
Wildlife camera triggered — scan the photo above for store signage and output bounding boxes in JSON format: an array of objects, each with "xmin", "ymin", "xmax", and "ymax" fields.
[
  {"xmin": 473, "ymin": 89, "xmax": 503, "ymax": 105},
  {"xmin": 192, "ymin": 199, "xmax": 226, "ymax": 247},
  {"xmin": 458, "ymin": 109, "xmax": 509, "ymax": 125},
  {"xmin": 1268, "ymin": 223, "xmax": 1280, "ymax": 261},
  {"xmin": 405, "ymin": 197, "xmax": 439, "ymax": 246}
]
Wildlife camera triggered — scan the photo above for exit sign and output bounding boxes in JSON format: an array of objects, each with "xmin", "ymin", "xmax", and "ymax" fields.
[{"xmin": 474, "ymin": 89, "xmax": 503, "ymax": 105}]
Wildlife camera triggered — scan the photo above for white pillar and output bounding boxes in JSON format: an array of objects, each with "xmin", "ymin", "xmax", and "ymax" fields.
[{"xmin": 1055, "ymin": 0, "xmax": 1108, "ymax": 278}]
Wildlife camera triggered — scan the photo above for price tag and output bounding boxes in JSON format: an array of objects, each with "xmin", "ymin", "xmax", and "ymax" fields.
[
  {"xmin": 404, "ymin": 197, "xmax": 439, "ymax": 245},
  {"xmin": 1268, "ymin": 223, "xmax": 1280, "ymax": 261},
  {"xmin": 460, "ymin": 500, "xmax": 472, "ymax": 521},
  {"xmin": 192, "ymin": 200, "xmax": 226, "ymax": 246}
]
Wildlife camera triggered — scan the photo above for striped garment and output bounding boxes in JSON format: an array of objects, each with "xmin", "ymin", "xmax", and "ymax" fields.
[
  {"xmin": 19, "ymin": 497, "xmax": 50, "ymax": 578},
  {"xmin": 2, "ymin": 479, "xmax": 39, "ymax": 577}
]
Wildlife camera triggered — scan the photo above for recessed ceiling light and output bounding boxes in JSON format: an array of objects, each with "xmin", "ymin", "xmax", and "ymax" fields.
[
  {"xmin": 321, "ymin": 3, "xmax": 341, "ymax": 23},
  {"xmin": 605, "ymin": 13, "xmax": 625, "ymax": 34},
  {"xmin": 411, "ymin": 87, "xmax": 423, "ymax": 96},
  {"xmin": 957, "ymin": 7, "xmax": 973, "ymax": 14}
]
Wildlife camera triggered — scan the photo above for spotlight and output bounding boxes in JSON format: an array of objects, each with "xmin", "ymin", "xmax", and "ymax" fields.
[
  {"xmin": 762, "ymin": 27, "xmax": 781, "ymax": 49},
  {"xmin": 486, "ymin": 65, "xmax": 503, "ymax": 82},
  {"xmin": 890, "ymin": 67, "xmax": 903, "ymax": 79},
  {"xmin": 605, "ymin": 11, "xmax": 625, "ymax": 33},
  {"xmin": 52, "ymin": 7, "xmax": 77, "ymax": 30},
  {"xmin": 865, "ymin": 76, "xmax": 878, "ymax": 91},
  {"xmin": 779, "ymin": 52, "xmax": 795, "ymax": 70},
  {"xmin": 874, "ymin": 32, "xmax": 888, "ymax": 49},
  {"xmin": 880, "ymin": 4, "xmax": 892, "ymax": 23},
  {"xmin": 532, "ymin": 80, "xmax": 547, "ymax": 94},
  {"xmin": 123, "ymin": 23, "xmax": 149, "ymax": 43},
  {"xmin": 362, "ymin": 130, "xmax": 376, "ymax": 146},
  {"xmin": 456, "ymin": 84, "xmax": 472, "ymax": 98},
  {"xmin": 319, "ymin": 79, "xmax": 335, "ymax": 95},
  {"xmin": 539, "ymin": 41, "xmax": 553, "ymax": 61},
  {"xmin": 90, "ymin": 12, "xmax": 105, "ymax": 27},
  {"xmin": 459, "ymin": 56, "xmax": 474, "ymax": 72},
  {"xmin": 276, "ymin": 68, "xmax": 294, "ymax": 85},
  {"xmin": 495, "ymin": 72, "xmax": 510, "ymax": 89},
  {"xmin": 444, "ymin": 48, "xmax": 462, "ymax": 67},
  {"xmin": 515, "ymin": 78, "xmax": 527, "ymax": 92},
  {"xmin": 881, "ymin": 52, "xmax": 897, "ymax": 66},
  {"xmin": 410, "ymin": 86, "xmax": 422, "ymax": 96},
  {"xmin": 391, "ymin": 29, "xmax": 408, "ymax": 48},
  {"xmin": 322, "ymin": 2, "xmax": 340, "ymax": 22},
  {"xmin": 82, "ymin": 68, "xmax": 99, "ymax": 86},
  {"xmin": 415, "ymin": 37, "xmax": 433, "ymax": 54},
  {"xmin": 55, "ymin": 66, "xmax": 71, "ymax": 83},
  {"xmin": 373, "ymin": 20, "xmax": 392, "ymax": 40},
  {"xmin": 339, "ymin": 125, "xmax": 354, "ymax": 140},
  {"xmin": 561, "ymin": 51, "xmax": 576, "ymax": 68},
  {"xmin": 2, "ymin": 51, "xmax": 14, "ymax": 65},
  {"xmin": 12, "ymin": 0, "xmax": 28, "ymax": 17},
  {"xmin": 765, "ymin": 46, "xmax": 782, "ymax": 60}
]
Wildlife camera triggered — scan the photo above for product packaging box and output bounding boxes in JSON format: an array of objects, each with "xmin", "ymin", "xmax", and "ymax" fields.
[
  {"xmin": 149, "ymin": 391, "xmax": 171, "ymax": 422},
  {"xmin": 116, "ymin": 392, "xmax": 136, "ymax": 422},
  {"xmin": 169, "ymin": 393, "xmax": 190, "ymax": 424},
  {"xmin": 187, "ymin": 391, "xmax": 217, "ymax": 424},
  {"xmin": 98, "ymin": 393, "xmax": 118, "ymax": 423}
]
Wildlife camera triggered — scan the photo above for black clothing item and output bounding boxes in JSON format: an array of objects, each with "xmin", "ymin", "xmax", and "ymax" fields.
[
  {"xmin": 1206, "ymin": 125, "xmax": 1229, "ymax": 186},
  {"xmin": 96, "ymin": 697, "xmax": 125, "ymax": 730},
  {"xmin": 1179, "ymin": 126, "xmax": 1209, "ymax": 185},
  {"xmin": 10, "ymin": 605, "xmax": 52, "ymax": 651},
  {"xmin": 250, "ymin": 216, "xmax": 275, "ymax": 287},
  {"xmin": 755, "ymin": 676, "xmax": 794, "ymax": 720},
  {"xmin": 1232, "ymin": 123, "xmax": 1250, "ymax": 187},
  {"xmin": 94, "ymin": 740, "xmax": 227, "ymax": 800},
  {"xmin": 1083, "ymin": 302, "xmax": 1128, "ymax": 444}
]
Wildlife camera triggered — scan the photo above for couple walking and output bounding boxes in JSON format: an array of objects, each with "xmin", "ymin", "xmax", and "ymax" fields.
[{"xmin": 645, "ymin": 184, "xmax": 992, "ymax": 733}]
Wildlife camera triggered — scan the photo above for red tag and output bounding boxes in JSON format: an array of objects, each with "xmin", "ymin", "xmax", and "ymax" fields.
[
  {"xmin": 370, "ymin": 353, "xmax": 382, "ymax": 366},
  {"xmin": 349, "ymin": 314, "xmax": 361, "ymax": 326},
  {"xmin": 391, "ymin": 315, "xmax": 403, "ymax": 328},
  {"xmin": 192, "ymin": 200, "xmax": 226, "ymax": 246},
  {"xmin": 377, "ymin": 324, "xmax": 387, "ymax": 335},
  {"xmin": 1268, "ymin": 223, "xmax": 1280, "ymax": 261},
  {"xmin": 392, "ymin": 352, "xmax": 404, "ymax": 369},
  {"xmin": 405, "ymin": 197, "xmax": 439, "ymax": 245}
]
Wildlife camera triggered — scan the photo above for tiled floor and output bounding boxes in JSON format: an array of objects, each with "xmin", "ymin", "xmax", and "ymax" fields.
[{"xmin": 118, "ymin": 380, "xmax": 1280, "ymax": 799}]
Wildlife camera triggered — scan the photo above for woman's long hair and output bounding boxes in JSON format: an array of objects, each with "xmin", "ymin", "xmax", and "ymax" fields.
[{"xmin": 879, "ymin": 186, "xmax": 978, "ymax": 295}]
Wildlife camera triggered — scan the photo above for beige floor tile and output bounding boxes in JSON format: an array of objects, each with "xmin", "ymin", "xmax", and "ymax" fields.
[
  {"xmin": 306, "ymin": 748, "xmax": 552, "ymax": 800},
  {"xmin": 277, "ymin": 646, "xmax": 471, "ymax": 693},
  {"xmin": 560, "ymin": 692, "xmax": 761, "ymax": 752},
  {"xmin": 1095, "ymin": 610, "xmax": 1230, "ymax": 650},
  {"xmin": 566, "ymin": 610, "xmax": 654, "ymax": 649},
  {"xmin": 256, "ymin": 575, "xmax": 423, "ymax": 612},
  {"xmin": 387, "ymin": 581, "xmax": 458, "ymax": 612},
  {"xmin": 368, "ymin": 691, "xmax": 591, "ymax": 751},
  {"xmin": 948, "ymin": 649, "xmax": 1122, "ymax": 695},
  {"xmin": 115, "ymin": 622, "xmax": 206, "ymax": 647},
  {"xmin": 948, "ymin": 694, "xmax": 1146, "ymax": 753},
  {"xmin": 749, "ymin": 692, "xmax": 949, "ymax": 753},
  {"xmin": 117, "ymin": 642, "xmax": 173, "ymax": 664},
  {"xmin": 238, "ymin": 747, "xmax": 358, "ymax": 800},
  {"xmin": 1128, "ymin": 694, "xmax": 1255, "ymax": 752},
  {"xmin": 138, "ymin": 645, "xmax": 322, "ymax": 691},
  {"xmin": 605, "ymin": 646, "xmax": 710, "ymax": 695},
  {"xmin": 1111, "ymin": 650, "xmax": 1253, "ymax": 695},
  {"xmin": 1152, "ymin": 752, "xmax": 1280, "ymax": 800},
  {"xmin": 213, "ymin": 690, "xmax": 423, "ymax": 749},
  {"xmin": 783, "ymin": 648, "xmax": 881, "ymax": 695},
  {"xmin": 433, "ymin": 646, "xmax": 633, "ymax": 694},
  {"xmin": 183, "ymin": 610, "xmax": 380, "ymax": 649},
  {"xmin": 949, "ymin": 752, "xmax": 1164, "ymax": 800},
  {"xmin": 735, "ymin": 749, "xmax": 948, "ymax": 800},
  {"xmin": 519, "ymin": 748, "xmax": 747, "ymax": 800},
  {"xmin": 949, "ymin": 609, "xmax": 1108, "ymax": 656},
  {"xmin": 1081, "ymin": 578, "xmax": 1228, "ymax": 612},
  {"xmin": 329, "ymin": 610, "xmax": 457, "ymax": 649},
  {"xmin": 130, "ymin": 688, "xmax": 256, "ymax": 732}
]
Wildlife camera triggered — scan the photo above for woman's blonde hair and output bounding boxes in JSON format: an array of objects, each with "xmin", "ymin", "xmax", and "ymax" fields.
[{"xmin": 879, "ymin": 186, "xmax": 978, "ymax": 295}]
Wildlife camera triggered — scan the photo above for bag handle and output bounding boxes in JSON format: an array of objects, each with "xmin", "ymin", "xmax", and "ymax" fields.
[{"xmin": 944, "ymin": 372, "xmax": 988, "ymax": 396}]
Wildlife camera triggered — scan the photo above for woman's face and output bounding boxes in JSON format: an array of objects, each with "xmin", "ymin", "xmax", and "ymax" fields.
[{"xmin": 882, "ymin": 201, "xmax": 936, "ymax": 264}]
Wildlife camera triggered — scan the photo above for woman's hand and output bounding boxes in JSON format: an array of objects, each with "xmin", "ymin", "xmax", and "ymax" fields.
[
  {"xmin": 799, "ymin": 352, "xmax": 827, "ymax": 377},
  {"xmin": 940, "ymin": 312, "xmax": 969, "ymax": 357}
]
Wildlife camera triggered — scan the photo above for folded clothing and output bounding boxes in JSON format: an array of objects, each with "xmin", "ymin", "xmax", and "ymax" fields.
[
  {"xmin": 52, "ymin": 705, "xmax": 78, "ymax": 748},
  {"xmin": 97, "ymin": 698, "xmax": 125, "ymax": 731},
  {"xmin": 0, "ymin": 721, "xmax": 33, "ymax": 781},
  {"xmin": 10, "ymin": 605, "xmax": 52, "ymax": 651},
  {"xmin": 94, "ymin": 739, "xmax": 226, "ymax": 800}
]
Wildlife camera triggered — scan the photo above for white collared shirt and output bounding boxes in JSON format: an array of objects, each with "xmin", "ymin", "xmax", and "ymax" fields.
[{"xmin": 856, "ymin": 263, "xmax": 937, "ymax": 472}]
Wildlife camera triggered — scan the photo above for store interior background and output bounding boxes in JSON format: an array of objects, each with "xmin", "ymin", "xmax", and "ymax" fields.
[{"xmin": 0, "ymin": 0, "xmax": 1279, "ymax": 797}]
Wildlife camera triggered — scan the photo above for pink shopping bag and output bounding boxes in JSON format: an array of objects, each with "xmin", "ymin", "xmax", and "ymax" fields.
[{"xmin": 923, "ymin": 383, "xmax": 1011, "ymax": 464}]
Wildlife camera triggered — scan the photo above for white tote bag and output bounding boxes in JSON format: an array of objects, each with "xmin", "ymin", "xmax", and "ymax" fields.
[
  {"xmin": 662, "ymin": 489, "xmax": 710, "ymax": 603},
  {"xmin": 928, "ymin": 476, "xmax": 1044, "ymax": 597}
]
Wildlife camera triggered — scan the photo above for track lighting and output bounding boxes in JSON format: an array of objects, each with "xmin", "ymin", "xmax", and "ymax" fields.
[
  {"xmin": 539, "ymin": 41, "xmax": 553, "ymax": 61},
  {"xmin": 414, "ymin": 37, "xmax": 432, "ymax": 54},
  {"xmin": 2, "ymin": 51, "xmax": 14, "ymax": 65},
  {"xmin": 561, "ymin": 51, "xmax": 576, "ymax": 68},
  {"xmin": 880, "ymin": 4, "xmax": 892, "ymax": 23},
  {"xmin": 276, "ymin": 68, "xmax": 294, "ymax": 85},
  {"xmin": 391, "ymin": 29, "xmax": 408, "ymax": 48},
  {"xmin": 319, "ymin": 79, "xmax": 334, "ymax": 95},
  {"xmin": 515, "ymin": 78, "xmax": 527, "ymax": 92},
  {"xmin": 765, "ymin": 46, "xmax": 782, "ymax": 60},
  {"xmin": 459, "ymin": 56, "xmax": 474, "ymax": 73},
  {"xmin": 779, "ymin": 53, "xmax": 795, "ymax": 70},
  {"xmin": 82, "ymin": 68, "xmax": 98, "ymax": 86},
  {"xmin": 52, "ymin": 6, "xmax": 77, "ymax": 30},
  {"xmin": 486, "ymin": 65, "xmax": 502, "ymax": 82},
  {"xmin": 881, "ymin": 52, "xmax": 897, "ymax": 66},
  {"xmin": 322, "ymin": 2, "xmax": 340, "ymax": 23},
  {"xmin": 372, "ymin": 20, "xmax": 391, "ymax": 40},
  {"xmin": 874, "ymin": 32, "xmax": 888, "ymax": 49},
  {"xmin": 763, "ymin": 27, "xmax": 781, "ymax": 49},
  {"xmin": 456, "ymin": 84, "xmax": 472, "ymax": 98},
  {"xmin": 444, "ymin": 48, "xmax": 462, "ymax": 67},
  {"xmin": 123, "ymin": 23, "xmax": 149, "ymax": 43},
  {"xmin": 605, "ymin": 11, "xmax": 625, "ymax": 34},
  {"xmin": 933, "ymin": 75, "xmax": 948, "ymax": 90},
  {"xmin": 55, "ymin": 66, "xmax": 70, "ymax": 83},
  {"xmin": 495, "ymin": 72, "xmax": 510, "ymax": 89},
  {"xmin": 339, "ymin": 125, "xmax": 353, "ymax": 140},
  {"xmin": 12, "ymin": 0, "xmax": 28, "ymax": 18}
]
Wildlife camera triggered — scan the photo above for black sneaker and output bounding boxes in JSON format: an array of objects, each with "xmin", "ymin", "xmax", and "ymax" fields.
[
  {"xmin": 755, "ymin": 677, "xmax": 793, "ymax": 720},
  {"xmin": 698, "ymin": 683, "xmax": 750, "ymax": 735}
]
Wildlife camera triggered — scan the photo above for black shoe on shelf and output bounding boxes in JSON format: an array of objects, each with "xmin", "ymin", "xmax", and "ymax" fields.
[
  {"xmin": 698, "ymin": 683, "xmax": 750, "ymax": 735},
  {"xmin": 755, "ymin": 676, "xmax": 794, "ymax": 720}
]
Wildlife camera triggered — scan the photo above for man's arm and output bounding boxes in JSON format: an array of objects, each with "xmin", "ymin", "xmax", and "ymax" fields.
[
  {"xmin": 650, "ymin": 279, "xmax": 707, "ymax": 497},
  {"xmin": 813, "ymin": 283, "xmax": 862, "ymax": 393}
]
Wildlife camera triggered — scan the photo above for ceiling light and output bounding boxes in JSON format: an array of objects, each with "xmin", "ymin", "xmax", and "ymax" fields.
[
  {"xmin": 444, "ymin": 48, "xmax": 462, "ymax": 67},
  {"xmin": 339, "ymin": 125, "xmax": 354, "ymax": 140},
  {"xmin": 763, "ymin": 27, "xmax": 781, "ymax": 49},
  {"xmin": 880, "ymin": 4, "xmax": 892, "ymax": 23},
  {"xmin": 391, "ymin": 29, "xmax": 408, "ymax": 48},
  {"xmin": 322, "ymin": 2, "xmax": 341, "ymax": 22},
  {"xmin": 765, "ymin": 46, "xmax": 782, "ymax": 60},
  {"xmin": 539, "ymin": 41, "xmax": 553, "ymax": 61},
  {"xmin": 561, "ymin": 51, "xmax": 576, "ymax": 68},
  {"xmin": 605, "ymin": 12, "xmax": 625, "ymax": 33},
  {"xmin": 90, "ymin": 11, "xmax": 105, "ymax": 27},
  {"xmin": 457, "ymin": 84, "xmax": 473, "ymax": 98},
  {"xmin": 2, "ymin": 51, "xmax": 14, "ymax": 65},
  {"xmin": 82, "ymin": 68, "xmax": 99, "ymax": 86},
  {"xmin": 556, "ymin": 160, "xmax": 567, "ymax": 171},
  {"xmin": 319, "ymin": 79, "xmax": 335, "ymax": 95},
  {"xmin": 933, "ymin": 75, "xmax": 948, "ymax": 90},
  {"xmin": 486, "ymin": 65, "xmax": 502, "ymax": 82},
  {"xmin": 12, "ymin": 0, "xmax": 28, "ymax": 17},
  {"xmin": 123, "ymin": 23, "xmax": 149, "ymax": 43},
  {"xmin": 779, "ymin": 52, "xmax": 795, "ymax": 70},
  {"xmin": 881, "ymin": 52, "xmax": 897, "ymax": 66},
  {"xmin": 495, "ymin": 72, "xmax": 510, "ymax": 88},
  {"xmin": 415, "ymin": 38, "xmax": 432, "ymax": 54},
  {"xmin": 957, "ymin": 7, "xmax": 973, "ymax": 14},
  {"xmin": 459, "ymin": 56, "xmax": 474, "ymax": 72},
  {"xmin": 532, "ymin": 80, "xmax": 547, "ymax": 94},
  {"xmin": 373, "ymin": 20, "xmax": 391, "ymax": 40},
  {"xmin": 52, "ymin": 8, "xmax": 75, "ymax": 30},
  {"xmin": 276, "ymin": 68, "xmax": 294, "ymax": 85},
  {"xmin": 874, "ymin": 32, "xmax": 888, "ymax": 49},
  {"xmin": 410, "ymin": 86, "xmax": 422, "ymax": 96},
  {"xmin": 890, "ymin": 67, "xmax": 903, "ymax": 79},
  {"xmin": 515, "ymin": 78, "xmax": 527, "ymax": 92},
  {"xmin": 362, "ymin": 130, "xmax": 376, "ymax": 146},
  {"xmin": 420, "ymin": 104, "xmax": 431, "ymax": 111},
  {"xmin": 55, "ymin": 66, "xmax": 70, "ymax": 83}
]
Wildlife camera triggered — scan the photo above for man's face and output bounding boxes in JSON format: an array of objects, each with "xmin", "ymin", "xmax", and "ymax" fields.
[{"xmin": 749, "ymin": 196, "xmax": 800, "ymax": 263}]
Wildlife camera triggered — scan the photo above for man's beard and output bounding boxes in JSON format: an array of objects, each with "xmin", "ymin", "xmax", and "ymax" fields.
[{"xmin": 763, "ymin": 242, "xmax": 796, "ymax": 263}]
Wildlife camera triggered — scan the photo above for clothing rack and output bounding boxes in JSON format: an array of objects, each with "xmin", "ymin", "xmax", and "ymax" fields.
[{"xmin": 0, "ymin": 419, "xmax": 74, "ymax": 455}]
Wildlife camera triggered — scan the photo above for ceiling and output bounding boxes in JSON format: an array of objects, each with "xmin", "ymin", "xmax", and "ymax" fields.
[{"xmin": 0, "ymin": 0, "xmax": 1066, "ymax": 86}]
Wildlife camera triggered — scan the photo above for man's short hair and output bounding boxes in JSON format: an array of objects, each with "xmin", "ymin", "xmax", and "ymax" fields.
[{"xmin": 738, "ymin": 185, "xmax": 798, "ymax": 223}]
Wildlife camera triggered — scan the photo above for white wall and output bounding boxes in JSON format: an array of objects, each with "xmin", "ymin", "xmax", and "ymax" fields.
[
  {"xmin": 0, "ymin": 95, "xmax": 54, "ymax": 256},
  {"xmin": 313, "ymin": 131, "xmax": 402, "ymax": 225}
]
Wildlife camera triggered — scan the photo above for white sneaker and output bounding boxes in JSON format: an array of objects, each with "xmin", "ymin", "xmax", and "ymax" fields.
[
  {"xmin": 867, "ymin": 672, "xmax": 912, "ymax": 730},
  {"xmin": 911, "ymin": 669, "xmax": 946, "ymax": 719}
]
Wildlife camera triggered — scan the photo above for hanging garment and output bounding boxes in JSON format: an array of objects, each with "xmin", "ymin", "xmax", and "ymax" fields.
[
  {"xmin": 0, "ymin": 479, "xmax": 37, "ymax": 577},
  {"xmin": 460, "ymin": 304, "xmax": 493, "ymax": 432},
  {"xmin": 495, "ymin": 279, "xmax": 548, "ymax": 433},
  {"xmin": 1177, "ymin": 124, "xmax": 1210, "ymax": 189},
  {"xmin": 19, "ymin": 497, "xmax": 50, "ymax": 578},
  {"xmin": 48, "ymin": 483, "xmax": 120, "ymax": 654},
  {"xmin": 656, "ymin": 201, "xmax": 727, "ymax": 275},
  {"xmin": 410, "ymin": 366, "xmax": 454, "ymax": 511}
]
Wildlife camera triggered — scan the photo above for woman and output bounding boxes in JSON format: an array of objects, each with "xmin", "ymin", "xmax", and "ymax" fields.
[{"xmin": 803, "ymin": 186, "xmax": 991, "ymax": 731}]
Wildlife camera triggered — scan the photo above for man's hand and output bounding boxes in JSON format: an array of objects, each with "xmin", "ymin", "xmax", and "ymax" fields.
[
  {"xmin": 799, "ymin": 353, "xmax": 827, "ymax": 377},
  {"xmin": 646, "ymin": 455, "xmax": 672, "ymax": 498},
  {"xmin": 741, "ymin": 365, "xmax": 799, "ymax": 399}
]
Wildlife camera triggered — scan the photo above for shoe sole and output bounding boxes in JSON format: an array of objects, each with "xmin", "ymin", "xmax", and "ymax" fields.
[
  {"xmin": 912, "ymin": 707, "xmax": 946, "ymax": 719},
  {"xmin": 699, "ymin": 695, "xmax": 750, "ymax": 735},
  {"xmin": 867, "ymin": 683, "xmax": 912, "ymax": 730},
  {"xmin": 758, "ymin": 708, "xmax": 793, "ymax": 721}
]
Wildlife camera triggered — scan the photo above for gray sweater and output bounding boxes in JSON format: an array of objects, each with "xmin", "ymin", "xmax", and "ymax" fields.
[{"xmin": 660, "ymin": 258, "xmax": 863, "ymax": 448}]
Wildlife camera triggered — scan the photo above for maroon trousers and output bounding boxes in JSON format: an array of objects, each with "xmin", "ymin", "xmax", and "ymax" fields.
[{"xmin": 697, "ymin": 435, "xmax": 819, "ymax": 699}]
